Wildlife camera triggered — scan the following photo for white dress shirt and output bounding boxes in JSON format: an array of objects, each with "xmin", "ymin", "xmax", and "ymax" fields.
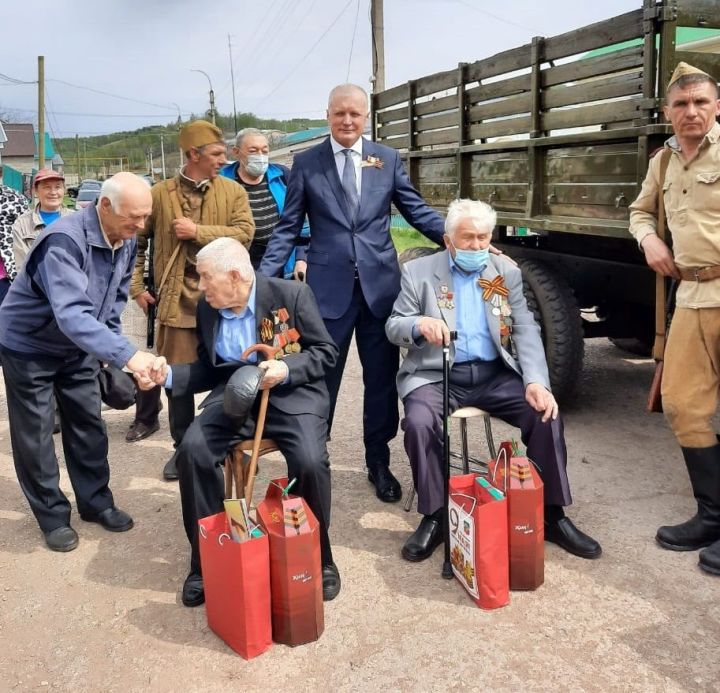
[{"xmin": 330, "ymin": 135, "xmax": 363, "ymax": 197}]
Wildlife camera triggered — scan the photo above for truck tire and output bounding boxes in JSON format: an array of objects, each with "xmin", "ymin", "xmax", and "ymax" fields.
[
  {"xmin": 517, "ymin": 259, "xmax": 584, "ymax": 402},
  {"xmin": 398, "ymin": 246, "xmax": 440, "ymax": 264}
]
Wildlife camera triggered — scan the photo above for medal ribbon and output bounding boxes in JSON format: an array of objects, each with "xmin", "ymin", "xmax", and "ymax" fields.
[{"xmin": 478, "ymin": 276, "xmax": 509, "ymax": 301}]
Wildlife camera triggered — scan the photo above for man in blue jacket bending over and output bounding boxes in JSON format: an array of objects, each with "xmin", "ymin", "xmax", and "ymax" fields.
[
  {"xmin": 221, "ymin": 128, "xmax": 309, "ymax": 275},
  {"xmin": 0, "ymin": 173, "xmax": 159, "ymax": 552}
]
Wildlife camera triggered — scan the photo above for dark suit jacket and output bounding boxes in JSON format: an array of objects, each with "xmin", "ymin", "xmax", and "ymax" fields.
[
  {"xmin": 170, "ymin": 274, "xmax": 338, "ymax": 418},
  {"xmin": 259, "ymin": 137, "xmax": 445, "ymax": 321}
]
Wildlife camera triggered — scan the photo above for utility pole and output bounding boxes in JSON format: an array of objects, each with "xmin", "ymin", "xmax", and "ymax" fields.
[
  {"xmin": 160, "ymin": 133, "xmax": 166, "ymax": 179},
  {"xmin": 191, "ymin": 69, "xmax": 216, "ymax": 124},
  {"xmin": 75, "ymin": 134, "xmax": 80, "ymax": 184},
  {"xmin": 38, "ymin": 56, "xmax": 45, "ymax": 169},
  {"xmin": 228, "ymin": 35, "xmax": 238, "ymax": 134},
  {"xmin": 172, "ymin": 102, "xmax": 184, "ymax": 168},
  {"xmin": 371, "ymin": 0, "xmax": 385, "ymax": 93}
]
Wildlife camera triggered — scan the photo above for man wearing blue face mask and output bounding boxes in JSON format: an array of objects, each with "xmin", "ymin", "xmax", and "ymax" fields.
[
  {"xmin": 221, "ymin": 129, "xmax": 308, "ymax": 274},
  {"xmin": 386, "ymin": 198, "xmax": 601, "ymax": 563}
]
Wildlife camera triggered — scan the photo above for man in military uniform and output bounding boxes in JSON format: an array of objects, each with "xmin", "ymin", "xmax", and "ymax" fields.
[
  {"xmin": 629, "ymin": 62, "xmax": 720, "ymax": 576},
  {"xmin": 130, "ymin": 120, "xmax": 255, "ymax": 479}
]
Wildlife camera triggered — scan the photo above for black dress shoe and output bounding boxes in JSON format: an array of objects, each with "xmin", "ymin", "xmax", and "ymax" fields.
[
  {"xmin": 545, "ymin": 517, "xmax": 602, "ymax": 559},
  {"xmin": 182, "ymin": 572, "xmax": 205, "ymax": 607},
  {"xmin": 163, "ymin": 456, "xmax": 179, "ymax": 481},
  {"xmin": 322, "ymin": 563, "xmax": 341, "ymax": 601},
  {"xmin": 80, "ymin": 506, "xmax": 134, "ymax": 532},
  {"xmin": 44, "ymin": 525, "xmax": 79, "ymax": 552},
  {"xmin": 367, "ymin": 466, "xmax": 402, "ymax": 503},
  {"xmin": 125, "ymin": 420, "xmax": 160, "ymax": 443},
  {"xmin": 402, "ymin": 513, "xmax": 444, "ymax": 562}
]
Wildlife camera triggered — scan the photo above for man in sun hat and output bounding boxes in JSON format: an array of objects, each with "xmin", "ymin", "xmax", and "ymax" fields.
[
  {"xmin": 629, "ymin": 61, "xmax": 720, "ymax": 576},
  {"xmin": 129, "ymin": 120, "xmax": 254, "ymax": 477}
]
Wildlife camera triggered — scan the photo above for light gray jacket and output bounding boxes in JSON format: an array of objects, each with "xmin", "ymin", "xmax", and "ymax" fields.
[
  {"xmin": 12, "ymin": 204, "xmax": 74, "ymax": 272},
  {"xmin": 385, "ymin": 249, "xmax": 550, "ymax": 400}
]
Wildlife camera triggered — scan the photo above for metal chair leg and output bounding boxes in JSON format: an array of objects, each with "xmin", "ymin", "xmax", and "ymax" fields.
[
  {"xmin": 459, "ymin": 418, "xmax": 470, "ymax": 474},
  {"xmin": 484, "ymin": 413, "xmax": 497, "ymax": 460}
]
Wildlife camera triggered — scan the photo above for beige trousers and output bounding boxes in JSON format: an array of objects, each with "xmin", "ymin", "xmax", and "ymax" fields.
[
  {"xmin": 156, "ymin": 324, "xmax": 198, "ymax": 365},
  {"xmin": 662, "ymin": 306, "xmax": 720, "ymax": 448}
]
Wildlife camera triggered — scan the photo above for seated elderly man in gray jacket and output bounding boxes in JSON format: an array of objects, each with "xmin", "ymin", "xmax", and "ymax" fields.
[
  {"xmin": 386, "ymin": 198, "xmax": 601, "ymax": 563},
  {"xmin": 0, "ymin": 173, "xmax": 160, "ymax": 553}
]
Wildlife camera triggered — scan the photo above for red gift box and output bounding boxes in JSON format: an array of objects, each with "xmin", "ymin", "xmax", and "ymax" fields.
[
  {"xmin": 256, "ymin": 477, "xmax": 324, "ymax": 646},
  {"xmin": 489, "ymin": 442, "xmax": 545, "ymax": 591}
]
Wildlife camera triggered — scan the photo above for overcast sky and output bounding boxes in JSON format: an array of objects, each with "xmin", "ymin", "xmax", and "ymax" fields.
[{"xmin": 0, "ymin": 0, "xmax": 639, "ymax": 137}]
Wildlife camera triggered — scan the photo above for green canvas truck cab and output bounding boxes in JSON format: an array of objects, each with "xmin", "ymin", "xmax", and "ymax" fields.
[{"xmin": 372, "ymin": 0, "xmax": 720, "ymax": 400}]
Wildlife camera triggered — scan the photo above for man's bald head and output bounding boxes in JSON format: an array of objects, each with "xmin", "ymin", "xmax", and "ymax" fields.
[{"xmin": 98, "ymin": 173, "xmax": 153, "ymax": 244}]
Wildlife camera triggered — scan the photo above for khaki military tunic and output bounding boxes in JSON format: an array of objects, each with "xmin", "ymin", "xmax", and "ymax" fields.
[{"xmin": 629, "ymin": 121, "xmax": 720, "ymax": 309}]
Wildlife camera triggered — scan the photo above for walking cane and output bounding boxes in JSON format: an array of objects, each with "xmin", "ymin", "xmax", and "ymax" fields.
[
  {"xmin": 239, "ymin": 343, "xmax": 283, "ymax": 508},
  {"xmin": 441, "ymin": 330, "xmax": 458, "ymax": 580}
]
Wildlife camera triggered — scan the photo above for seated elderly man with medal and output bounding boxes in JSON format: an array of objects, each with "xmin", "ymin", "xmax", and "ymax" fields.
[
  {"xmin": 385, "ymin": 198, "xmax": 602, "ymax": 563},
  {"xmin": 139, "ymin": 237, "xmax": 340, "ymax": 607}
]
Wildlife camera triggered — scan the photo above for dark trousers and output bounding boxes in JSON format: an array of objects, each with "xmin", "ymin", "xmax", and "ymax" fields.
[
  {"xmin": 1, "ymin": 349, "xmax": 114, "ymax": 532},
  {"xmin": 176, "ymin": 401, "xmax": 332, "ymax": 574},
  {"xmin": 135, "ymin": 386, "xmax": 161, "ymax": 425},
  {"xmin": 324, "ymin": 280, "xmax": 399, "ymax": 468},
  {"xmin": 402, "ymin": 359, "xmax": 573, "ymax": 516},
  {"xmin": 169, "ymin": 393, "xmax": 195, "ymax": 447}
]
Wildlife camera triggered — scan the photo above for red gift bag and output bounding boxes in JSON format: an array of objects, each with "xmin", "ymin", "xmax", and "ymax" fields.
[
  {"xmin": 198, "ymin": 512, "xmax": 272, "ymax": 659},
  {"xmin": 256, "ymin": 477, "xmax": 324, "ymax": 646},
  {"xmin": 489, "ymin": 442, "xmax": 545, "ymax": 591},
  {"xmin": 448, "ymin": 473, "xmax": 509, "ymax": 610}
]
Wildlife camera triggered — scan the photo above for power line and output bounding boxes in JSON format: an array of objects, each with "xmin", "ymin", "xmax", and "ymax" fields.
[
  {"xmin": 254, "ymin": 0, "xmax": 355, "ymax": 108},
  {"xmin": 453, "ymin": 0, "xmax": 542, "ymax": 34},
  {"xmin": 46, "ymin": 79, "xmax": 177, "ymax": 112},
  {"xmin": 0, "ymin": 72, "xmax": 36, "ymax": 85},
  {"xmin": 346, "ymin": 0, "xmax": 362, "ymax": 82}
]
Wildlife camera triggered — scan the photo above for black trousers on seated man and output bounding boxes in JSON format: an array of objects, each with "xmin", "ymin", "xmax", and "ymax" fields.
[
  {"xmin": 177, "ymin": 399, "xmax": 332, "ymax": 575},
  {"xmin": 403, "ymin": 358, "xmax": 572, "ymax": 515},
  {"xmin": 1, "ymin": 349, "xmax": 116, "ymax": 532}
]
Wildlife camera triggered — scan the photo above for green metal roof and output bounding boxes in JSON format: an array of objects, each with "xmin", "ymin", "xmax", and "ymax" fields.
[
  {"xmin": 33, "ymin": 132, "xmax": 55, "ymax": 159},
  {"xmin": 585, "ymin": 27, "xmax": 720, "ymax": 58}
]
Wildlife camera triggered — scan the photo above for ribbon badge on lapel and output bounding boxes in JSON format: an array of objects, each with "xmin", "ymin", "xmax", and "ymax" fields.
[
  {"xmin": 260, "ymin": 317, "xmax": 274, "ymax": 343},
  {"xmin": 271, "ymin": 307, "xmax": 302, "ymax": 354},
  {"xmin": 478, "ymin": 276, "xmax": 509, "ymax": 301}
]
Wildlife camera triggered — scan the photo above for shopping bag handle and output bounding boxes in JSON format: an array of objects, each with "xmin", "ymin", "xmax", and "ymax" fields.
[
  {"xmin": 490, "ymin": 445, "xmax": 509, "ymax": 493},
  {"xmin": 450, "ymin": 491, "xmax": 477, "ymax": 513}
]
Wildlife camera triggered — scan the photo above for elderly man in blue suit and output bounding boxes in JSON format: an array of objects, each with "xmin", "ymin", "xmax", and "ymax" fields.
[
  {"xmin": 386, "ymin": 199, "xmax": 602, "ymax": 562},
  {"xmin": 260, "ymin": 83, "xmax": 445, "ymax": 502}
]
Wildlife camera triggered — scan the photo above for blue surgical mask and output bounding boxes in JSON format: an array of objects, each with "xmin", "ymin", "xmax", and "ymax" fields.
[
  {"xmin": 244, "ymin": 154, "xmax": 269, "ymax": 178},
  {"xmin": 449, "ymin": 238, "xmax": 489, "ymax": 272}
]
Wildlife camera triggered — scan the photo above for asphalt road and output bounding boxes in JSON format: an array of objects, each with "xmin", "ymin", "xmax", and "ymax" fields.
[{"xmin": 0, "ymin": 338, "xmax": 718, "ymax": 692}]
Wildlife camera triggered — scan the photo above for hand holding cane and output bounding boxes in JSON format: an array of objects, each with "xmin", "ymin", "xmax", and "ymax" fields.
[{"xmin": 442, "ymin": 330, "xmax": 458, "ymax": 580}]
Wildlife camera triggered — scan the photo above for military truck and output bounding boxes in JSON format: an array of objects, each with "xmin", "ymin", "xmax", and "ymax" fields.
[{"xmin": 372, "ymin": 0, "xmax": 720, "ymax": 401}]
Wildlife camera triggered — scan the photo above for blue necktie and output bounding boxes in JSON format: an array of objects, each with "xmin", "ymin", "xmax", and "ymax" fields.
[{"xmin": 341, "ymin": 149, "xmax": 359, "ymax": 220}]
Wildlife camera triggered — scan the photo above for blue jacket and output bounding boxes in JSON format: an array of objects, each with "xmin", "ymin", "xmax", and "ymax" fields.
[
  {"xmin": 0, "ymin": 204, "xmax": 137, "ymax": 368},
  {"xmin": 259, "ymin": 138, "xmax": 444, "ymax": 320},
  {"xmin": 220, "ymin": 161, "xmax": 309, "ymax": 275}
]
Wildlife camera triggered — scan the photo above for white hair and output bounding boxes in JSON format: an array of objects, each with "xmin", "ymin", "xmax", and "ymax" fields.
[
  {"xmin": 327, "ymin": 83, "xmax": 369, "ymax": 111},
  {"xmin": 444, "ymin": 198, "xmax": 497, "ymax": 236},
  {"xmin": 196, "ymin": 237, "xmax": 254, "ymax": 279},
  {"xmin": 99, "ymin": 173, "xmax": 150, "ymax": 211},
  {"xmin": 234, "ymin": 127, "xmax": 267, "ymax": 148}
]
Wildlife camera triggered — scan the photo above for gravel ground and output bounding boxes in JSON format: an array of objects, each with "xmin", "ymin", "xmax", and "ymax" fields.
[{"xmin": 1, "ymin": 338, "xmax": 718, "ymax": 692}]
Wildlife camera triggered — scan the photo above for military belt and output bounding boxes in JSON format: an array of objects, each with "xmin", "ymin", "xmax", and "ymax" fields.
[{"xmin": 677, "ymin": 265, "xmax": 720, "ymax": 282}]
